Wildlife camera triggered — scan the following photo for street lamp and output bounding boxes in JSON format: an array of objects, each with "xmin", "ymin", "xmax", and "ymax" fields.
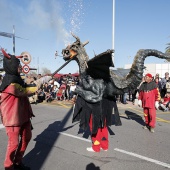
[{"xmin": 112, "ymin": 0, "xmax": 115, "ymax": 64}]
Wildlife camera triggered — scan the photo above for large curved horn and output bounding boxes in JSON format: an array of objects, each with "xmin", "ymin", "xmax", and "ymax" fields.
[
  {"xmin": 82, "ymin": 41, "xmax": 89, "ymax": 47},
  {"xmin": 16, "ymin": 55, "xmax": 23, "ymax": 59},
  {"xmin": 21, "ymin": 51, "xmax": 31, "ymax": 58},
  {"xmin": 20, "ymin": 51, "xmax": 31, "ymax": 61},
  {"xmin": 1, "ymin": 48, "xmax": 11, "ymax": 59},
  {"xmin": 71, "ymin": 32, "xmax": 80, "ymax": 41},
  {"xmin": 110, "ymin": 49, "xmax": 170, "ymax": 94}
]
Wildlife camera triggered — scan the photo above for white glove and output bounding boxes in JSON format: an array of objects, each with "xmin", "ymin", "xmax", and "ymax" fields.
[
  {"xmin": 155, "ymin": 101, "xmax": 159, "ymax": 110},
  {"xmin": 138, "ymin": 100, "xmax": 142, "ymax": 107}
]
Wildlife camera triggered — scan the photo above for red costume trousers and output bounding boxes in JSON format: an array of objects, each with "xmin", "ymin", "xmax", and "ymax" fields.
[
  {"xmin": 4, "ymin": 121, "xmax": 32, "ymax": 170},
  {"xmin": 143, "ymin": 108, "xmax": 156, "ymax": 128},
  {"xmin": 89, "ymin": 115, "xmax": 108, "ymax": 152}
]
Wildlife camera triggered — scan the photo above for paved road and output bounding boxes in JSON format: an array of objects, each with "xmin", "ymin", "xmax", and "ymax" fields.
[{"xmin": 0, "ymin": 101, "xmax": 170, "ymax": 170}]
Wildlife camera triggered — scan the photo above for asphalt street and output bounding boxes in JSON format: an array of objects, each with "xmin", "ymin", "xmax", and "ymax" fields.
[{"xmin": 0, "ymin": 100, "xmax": 170, "ymax": 170}]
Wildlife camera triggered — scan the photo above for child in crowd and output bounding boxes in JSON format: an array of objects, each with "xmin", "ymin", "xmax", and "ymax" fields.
[{"xmin": 159, "ymin": 92, "xmax": 170, "ymax": 111}]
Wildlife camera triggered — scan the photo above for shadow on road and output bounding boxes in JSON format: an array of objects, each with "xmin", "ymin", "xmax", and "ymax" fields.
[
  {"xmin": 77, "ymin": 126, "xmax": 91, "ymax": 139},
  {"xmin": 124, "ymin": 110, "xmax": 145, "ymax": 126},
  {"xmin": 86, "ymin": 163, "xmax": 101, "ymax": 170},
  {"xmin": 24, "ymin": 107, "xmax": 74, "ymax": 169}
]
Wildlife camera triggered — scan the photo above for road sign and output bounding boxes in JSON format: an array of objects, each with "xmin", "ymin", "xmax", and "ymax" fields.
[
  {"xmin": 20, "ymin": 52, "xmax": 31, "ymax": 64},
  {"xmin": 22, "ymin": 64, "xmax": 30, "ymax": 74}
]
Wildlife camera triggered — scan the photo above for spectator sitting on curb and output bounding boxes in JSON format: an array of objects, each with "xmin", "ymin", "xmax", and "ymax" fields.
[{"xmin": 159, "ymin": 92, "xmax": 170, "ymax": 112}]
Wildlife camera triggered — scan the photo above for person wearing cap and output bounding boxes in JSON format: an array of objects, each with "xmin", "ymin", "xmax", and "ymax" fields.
[{"xmin": 138, "ymin": 73, "xmax": 161, "ymax": 133}]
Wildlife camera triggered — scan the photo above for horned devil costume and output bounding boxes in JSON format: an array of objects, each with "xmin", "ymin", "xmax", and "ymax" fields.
[
  {"xmin": 0, "ymin": 48, "xmax": 51, "ymax": 170},
  {"xmin": 61, "ymin": 33, "xmax": 170, "ymax": 152}
]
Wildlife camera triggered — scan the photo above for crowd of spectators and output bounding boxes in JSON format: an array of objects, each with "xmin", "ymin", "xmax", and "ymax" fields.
[
  {"xmin": 25, "ymin": 73, "xmax": 80, "ymax": 104},
  {"xmin": 1, "ymin": 71, "xmax": 170, "ymax": 112}
]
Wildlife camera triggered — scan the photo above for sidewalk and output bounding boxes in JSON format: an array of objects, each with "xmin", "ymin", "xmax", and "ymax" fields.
[{"xmin": 46, "ymin": 98, "xmax": 139, "ymax": 109}]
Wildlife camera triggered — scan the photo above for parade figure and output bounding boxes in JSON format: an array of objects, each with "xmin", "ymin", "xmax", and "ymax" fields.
[
  {"xmin": 73, "ymin": 95, "xmax": 120, "ymax": 152},
  {"xmin": 0, "ymin": 49, "xmax": 51, "ymax": 170},
  {"xmin": 60, "ymin": 33, "xmax": 170, "ymax": 151},
  {"xmin": 138, "ymin": 73, "xmax": 161, "ymax": 133}
]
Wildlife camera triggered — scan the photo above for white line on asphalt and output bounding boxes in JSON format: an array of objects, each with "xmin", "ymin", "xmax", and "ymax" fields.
[
  {"xmin": 58, "ymin": 132, "xmax": 170, "ymax": 169},
  {"xmin": 59, "ymin": 132, "xmax": 91, "ymax": 142},
  {"xmin": 0, "ymin": 124, "xmax": 4, "ymax": 129},
  {"xmin": 114, "ymin": 148, "xmax": 170, "ymax": 169}
]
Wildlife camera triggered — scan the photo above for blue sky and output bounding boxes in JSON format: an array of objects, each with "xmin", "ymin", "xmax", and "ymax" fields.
[{"xmin": 0, "ymin": 0, "xmax": 170, "ymax": 74}]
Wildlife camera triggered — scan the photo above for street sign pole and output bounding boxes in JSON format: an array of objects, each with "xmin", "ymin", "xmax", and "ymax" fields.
[{"xmin": 13, "ymin": 25, "xmax": 15, "ymax": 55}]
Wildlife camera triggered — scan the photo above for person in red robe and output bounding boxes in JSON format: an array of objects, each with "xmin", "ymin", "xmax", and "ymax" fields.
[
  {"xmin": 0, "ymin": 49, "xmax": 51, "ymax": 170},
  {"xmin": 138, "ymin": 73, "xmax": 161, "ymax": 133}
]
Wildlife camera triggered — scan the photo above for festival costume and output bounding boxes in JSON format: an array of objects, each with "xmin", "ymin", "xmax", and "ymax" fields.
[
  {"xmin": 89, "ymin": 115, "xmax": 108, "ymax": 152},
  {"xmin": 73, "ymin": 95, "xmax": 121, "ymax": 152},
  {"xmin": 0, "ymin": 50, "xmax": 51, "ymax": 170},
  {"xmin": 138, "ymin": 80, "xmax": 160, "ymax": 128},
  {"xmin": 61, "ymin": 34, "xmax": 170, "ymax": 151}
]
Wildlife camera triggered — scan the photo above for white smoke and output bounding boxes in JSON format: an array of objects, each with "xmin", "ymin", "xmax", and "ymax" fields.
[
  {"xmin": 0, "ymin": 0, "xmax": 71, "ymax": 45},
  {"xmin": 24, "ymin": 0, "xmax": 71, "ymax": 45},
  {"xmin": 0, "ymin": 0, "xmax": 88, "ymax": 46}
]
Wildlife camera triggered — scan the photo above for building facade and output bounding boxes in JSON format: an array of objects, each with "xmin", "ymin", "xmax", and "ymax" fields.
[{"xmin": 125, "ymin": 63, "xmax": 170, "ymax": 78}]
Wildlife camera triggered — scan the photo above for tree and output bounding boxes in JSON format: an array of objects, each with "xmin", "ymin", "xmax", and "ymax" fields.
[{"xmin": 41, "ymin": 67, "xmax": 51, "ymax": 75}]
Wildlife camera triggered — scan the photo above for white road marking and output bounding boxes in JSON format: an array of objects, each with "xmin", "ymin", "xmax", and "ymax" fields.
[
  {"xmin": 1, "ymin": 124, "xmax": 168, "ymax": 168},
  {"xmin": 59, "ymin": 132, "xmax": 91, "ymax": 142},
  {"xmin": 114, "ymin": 148, "xmax": 170, "ymax": 169},
  {"xmin": 0, "ymin": 124, "xmax": 4, "ymax": 129},
  {"xmin": 58, "ymin": 132, "xmax": 170, "ymax": 169}
]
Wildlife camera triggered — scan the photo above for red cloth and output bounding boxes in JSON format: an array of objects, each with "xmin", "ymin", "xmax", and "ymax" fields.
[
  {"xmin": 0, "ymin": 83, "xmax": 35, "ymax": 169},
  {"xmin": 162, "ymin": 97, "xmax": 170, "ymax": 105},
  {"xmin": 60, "ymin": 84, "xmax": 66, "ymax": 89},
  {"xmin": 4, "ymin": 122, "xmax": 32, "ymax": 169},
  {"xmin": 145, "ymin": 73, "xmax": 152, "ymax": 78},
  {"xmin": 1, "ymin": 83, "xmax": 34, "ymax": 126},
  {"xmin": 89, "ymin": 115, "xmax": 108, "ymax": 152},
  {"xmin": 138, "ymin": 88, "xmax": 160, "ymax": 108},
  {"xmin": 143, "ymin": 108, "xmax": 156, "ymax": 128},
  {"xmin": 138, "ymin": 82, "xmax": 160, "ymax": 128}
]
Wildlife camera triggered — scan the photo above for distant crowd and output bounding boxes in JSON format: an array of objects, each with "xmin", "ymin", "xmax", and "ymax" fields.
[
  {"xmin": 0, "ymin": 72, "xmax": 79, "ymax": 104},
  {"xmin": 25, "ymin": 73, "xmax": 80, "ymax": 104},
  {"xmin": 1, "ymin": 71, "xmax": 170, "ymax": 112}
]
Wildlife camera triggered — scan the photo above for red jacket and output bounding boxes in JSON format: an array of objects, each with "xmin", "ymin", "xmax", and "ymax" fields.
[
  {"xmin": 162, "ymin": 97, "xmax": 170, "ymax": 105},
  {"xmin": 0, "ymin": 83, "xmax": 37, "ymax": 126},
  {"xmin": 138, "ymin": 81, "xmax": 160, "ymax": 109}
]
